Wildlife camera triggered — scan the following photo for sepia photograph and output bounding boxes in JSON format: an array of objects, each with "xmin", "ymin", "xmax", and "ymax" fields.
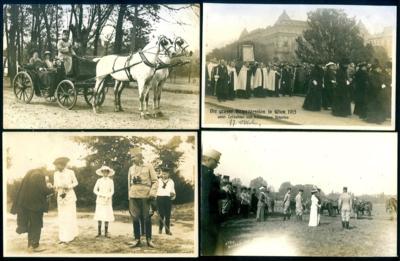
[
  {"xmin": 201, "ymin": 131, "xmax": 397, "ymax": 256},
  {"xmin": 202, "ymin": 4, "xmax": 396, "ymax": 130},
  {"xmin": 3, "ymin": 132, "xmax": 197, "ymax": 257},
  {"xmin": 3, "ymin": 4, "xmax": 200, "ymax": 129}
]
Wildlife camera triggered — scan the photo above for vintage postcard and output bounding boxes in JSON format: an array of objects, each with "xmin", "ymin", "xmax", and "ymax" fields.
[
  {"xmin": 201, "ymin": 131, "xmax": 397, "ymax": 256},
  {"xmin": 202, "ymin": 4, "xmax": 396, "ymax": 130},
  {"xmin": 3, "ymin": 4, "xmax": 200, "ymax": 129},
  {"xmin": 3, "ymin": 132, "xmax": 198, "ymax": 257}
]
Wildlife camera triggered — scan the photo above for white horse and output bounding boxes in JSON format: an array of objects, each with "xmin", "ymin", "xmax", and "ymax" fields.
[
  {"xmin": 113, "ymin": 36, "xmax": 192, "ymax": 117},
  {"xmin": 92, "ymin": 35, "xmax": 175, "ymax": 117}
]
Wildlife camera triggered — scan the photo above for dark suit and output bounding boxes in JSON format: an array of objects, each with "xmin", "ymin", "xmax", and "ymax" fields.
[
  {"xmin": 201, "ymin": 165, "xmax": 222, "ymax": 255},
  {"xmin": 11, "ymin": 169, "xmax": 53, "ymax": 248}
]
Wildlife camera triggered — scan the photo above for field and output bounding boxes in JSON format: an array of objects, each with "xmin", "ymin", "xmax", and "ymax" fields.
[
  {"xmin": 216, "ymin": 203, "xmax": 396, "ymax": 256},
  {"xmin": 3, "ymin": 77, "xmax": 199, "ymax": 129},
  {"xmin": 4, "ymin": 203, "xmax": 195, "ymax": 257}
]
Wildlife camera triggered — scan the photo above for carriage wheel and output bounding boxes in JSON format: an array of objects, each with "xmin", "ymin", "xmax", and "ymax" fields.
[
  {"xmin": 13, "ymin": 71, "xmax": 34, "ymax": 103},
  {"xmin": 83, "ymin": 86, "xmax": 106, "ymax": 107},
  {"xmin": 55, "ymin": 80, "xmax": 77, "ymax": 110}
]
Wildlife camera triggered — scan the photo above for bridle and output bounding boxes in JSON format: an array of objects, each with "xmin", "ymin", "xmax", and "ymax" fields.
[
  {"xmin": 157, "ymin": 35, "xmax": 174, "ymax": 57},
  {"xmin": 174, "ymin": 37, "xmax": 190, "ymax": 56}
]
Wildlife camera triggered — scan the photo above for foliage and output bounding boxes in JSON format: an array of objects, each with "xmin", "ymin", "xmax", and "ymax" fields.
[
  {"xmin": 249, "ymin": 176, "xmax": 268, "ymax": 190},
  {"xmin": 295, "ymin": 8, "xmax": 374, "ymax": 64},
  {"xmin": 231, "ymin": 178, "xmax": 242, "ymax": 188}
]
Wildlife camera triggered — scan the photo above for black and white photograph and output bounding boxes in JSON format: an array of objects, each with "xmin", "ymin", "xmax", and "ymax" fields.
[
  {"xmin": 202, "ymin": 4, "xmax": 396, "ymax": 129},
  {"xmin": 3, "ymin": 4, "xmax": 200, "ymax": 129},
  {"xmin": 3, "ymin": 132, "xmax": 197, "ymax": 257},
  {"xmin": 201, "ymin": 131, "xmax": 397, "ymax": 256}
]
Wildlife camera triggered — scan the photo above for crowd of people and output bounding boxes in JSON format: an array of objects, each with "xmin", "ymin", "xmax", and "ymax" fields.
[
  {"xmin": 205, "ymin": 57, "xmax": 392, "ymax": 124},
  {"xmin": 11, "ymin": 147, "xmax": 176, "ymax": 252},
  {"xmin": 202, "ymin": 148, "xmax": 356, "ymax": 255}
]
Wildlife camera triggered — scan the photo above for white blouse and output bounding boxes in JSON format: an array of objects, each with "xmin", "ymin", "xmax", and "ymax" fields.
[
  {"xmin": 54, "ymin": 168, "xmax": 78, "ymax": 202},
  {"xmin": 156, "ymin": 178, "xmax": 176, "ymax": 197},
  {"xmin": 93, "ymin": 177, "xmax": 114, "ymax": 204}
]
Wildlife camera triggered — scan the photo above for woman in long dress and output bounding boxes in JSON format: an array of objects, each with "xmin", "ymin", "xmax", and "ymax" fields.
[
  {"xmin": 308, "ymin": 189, "xmax": 320, "ymax": 227},
  {"xmin": 93, "ymin": 166, "xmax": 115, "ymax": 238},
  {"xmin": 53, "ymin": 157, "xmax": 79, "ymax": 243}
]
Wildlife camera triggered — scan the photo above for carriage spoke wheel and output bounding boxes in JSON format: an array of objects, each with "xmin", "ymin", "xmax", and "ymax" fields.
[
  {"xmin": 84, "ymin": 86, "xmax": 106, "ymax": 107},
  {"xmin": 55, "ymin": 80, "xmax": 77, "ymax": 110},
  {"xmin": 13, "ymin": 71, "xmax": 34, "ymax": 103}
]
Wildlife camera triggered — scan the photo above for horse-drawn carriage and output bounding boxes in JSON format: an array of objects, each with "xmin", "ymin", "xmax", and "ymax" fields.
[{"xmin": 13, "ymin": 56, "xmax": 109, "ymax": 110}]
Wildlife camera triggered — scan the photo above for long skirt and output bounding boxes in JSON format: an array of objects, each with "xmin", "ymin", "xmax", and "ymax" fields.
[
  {"xmin": 308, "ymin": 205, "xmax": 318, "ymax": 227},
  {"xmin": 57, "ymin": 201, "xmax": 78, "ymax": 242},
  {"xmin": 303, "ymin": 85, "xmax": 322, "ymax": 111}
]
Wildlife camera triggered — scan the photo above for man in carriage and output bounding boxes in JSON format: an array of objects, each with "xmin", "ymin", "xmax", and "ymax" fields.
[{"xmin": 57, "ymin": 29, "xmax": 76, "ymax": 75}]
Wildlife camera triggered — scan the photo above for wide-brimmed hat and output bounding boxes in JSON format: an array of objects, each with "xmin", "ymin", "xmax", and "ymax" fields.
[
  {"xmin": 326, "ymin": 62, "xmax": 335, "ymax": 67},
  {"xmin": 311, "ymin": 185, "xmax": 319, "ymax": 193},
  {"xmin": 44, "ymin": 51, "xmax": 51, "ymax": 56},
  {"xmin": 96, "ymin": 166, "xmax": 115, "ymax": 176},
  {"xmin": 203, "ymin": 148, "xmax": 221, "ymax": 163},
  {"xmin": 53, "ymin": 157, "xmax": 70, "ymax": 166}
]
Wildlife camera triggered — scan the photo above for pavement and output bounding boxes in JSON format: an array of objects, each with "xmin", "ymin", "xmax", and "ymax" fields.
[{"xmin": 204, "ymin": 96, "xmax": 393, "ymax": 129}]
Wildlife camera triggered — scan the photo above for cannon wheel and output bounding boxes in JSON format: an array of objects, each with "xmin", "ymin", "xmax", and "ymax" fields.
[
  {"xmin": 13, "ymin": 71, "xmax": 34, "ymax": 103},
  {"xmin": 83, "ymin": 85, "xmax": 106, "ymax": 107},
  {"xmin": 55, "ymin": 80, "xmax": 77, "ymax": 110}
]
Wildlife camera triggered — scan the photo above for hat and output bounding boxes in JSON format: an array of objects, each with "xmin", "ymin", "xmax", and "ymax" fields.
[
  {"xmin": 44, "ymin": 51, "xmax": 51, "ymax": 56},
  {"xmin": 129, "ymin": 147, "xmax": 142, "ymax": 156},
  {"xmin": 222, "ymin": 175, "xmax": 229, "ymax": 181},
  {"xmin": 203, "ymin": 148, "xmax": 221, "ymax": 162},
  {"xmin": 326, "ymin": 62, "xmax": 335, "ymax": 67},
  {"xmin": 53, "ymin": 157, "xmax": 70, "ymax": 166},
  {"xmin": 160, "ymin": 162, "xmax": 173, "ymax": 172},
  {"xmin": 96, "ymin": 166, "xmax": 115, "ymax": 176},
  {"xmin": 259, "ymin": 186, "xmax": 266, "ymax": 190},
  {"xmin": 311, "ymin": 185, "xmax": 319, "ymax": 193},
  {"xmin": 62, "ymin": 29, "xmax": 69, "ymax": 34},
  {"xmin": 343, "ymin": 186, "xmax": 348, "ymax": 190}
]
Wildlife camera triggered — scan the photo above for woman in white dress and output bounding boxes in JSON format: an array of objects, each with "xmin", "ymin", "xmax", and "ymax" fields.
[
  {"xmin": 53, "ymin": 157, "xmax": 79, "ymax": 244},
  {"xmin": 308, "ymin": 188, "xmax": 320, "ymax": 227},
  {"xmin": 93, "ymin": 166, "xmax": 115, "ymax": 238}
]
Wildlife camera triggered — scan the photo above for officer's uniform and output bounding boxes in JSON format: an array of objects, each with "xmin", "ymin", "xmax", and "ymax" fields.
[
  {"xmin": 57, "ymin": 36, "xmax": 75, "ymax": 74},
  {"xmin": 128, "ymin": 163, "xmax": 158, "ymax": 242},
  {"xmin": 338, "ymin": 190, "xmax": 352, "ymax": 228}
]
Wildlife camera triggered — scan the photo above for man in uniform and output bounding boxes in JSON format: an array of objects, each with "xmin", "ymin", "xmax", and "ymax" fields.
[
  {"xmin": 201, "ymin": 148, "xmax": 223, "ymax": 255},
  {"xmin": 283, "ymin": 187, "xmax": 291, "ymax": 221},
  {"xmin": 57, "ymin": 29, "xmax": 76, "ymax": 75},
  {"xmin": 128, "ymin": 147, "xmax": 158, "ymax": 248},
  {"xmin": 338, "ymin": 186, "xmax": 352, "ymax": 229},
  {"xmin": 295, "ymin": 189, "xmax": 304, "ymax": 221}
]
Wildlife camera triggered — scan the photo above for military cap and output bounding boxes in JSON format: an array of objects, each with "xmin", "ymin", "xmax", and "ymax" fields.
[{"xmin": 203, "ymin": 148, "xmax": 221, "ymax": 163}]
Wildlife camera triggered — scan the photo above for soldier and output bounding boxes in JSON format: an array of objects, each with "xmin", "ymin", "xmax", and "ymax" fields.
[
  {"xmin": 201, "ymin": 149, "xmax": 223, "ymax": 255},
  {"xmin": 128, "ymin": 147, "xmax": 158, "ymax": 248},
  {"xmin": 295, "ymin": 189, "xmax": 304, "ymax": 221},
  {"xmin": 57, "ymin": 29, "xmax": 76, "ymax": 75},
  {"xmin": 256, "ymin": 186, "xmax": 267, "ymax": 222},
  {"xmin": 283, "ymin": 187, "xmax": 291, "ymax": 221},
  {"xmin": 338, "ymin": 187, "xmax": 353, "ymax": 229}
]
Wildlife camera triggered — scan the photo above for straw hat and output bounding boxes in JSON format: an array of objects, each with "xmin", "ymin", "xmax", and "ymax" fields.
[
  {"xmin": 96, "ymin": 166, "xmax": 115, "ymax": 177},
  {"xmin": 53, "ymin": 157, "xmax": 70, "ymax": 166},
  {"xmin": 129, "ymin": 147, "xmax": 142, "ymax": 156}
]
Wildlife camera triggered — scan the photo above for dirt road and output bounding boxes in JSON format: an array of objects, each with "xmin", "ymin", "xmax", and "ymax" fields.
[
  {"xmin": 3, "ymin": 79, "xmax": 199, "ymax": 129},
  {"xmin": 5, "ymin": 203, "xmax": 195, "ymax": 256}
]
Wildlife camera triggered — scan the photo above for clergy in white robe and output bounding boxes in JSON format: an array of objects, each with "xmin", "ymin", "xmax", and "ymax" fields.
[
  {"xmin": 265, "ymin": 66, "xmax": 276, "ymax": 94},
  {"xmin": 227, "ymin": 62, "xmax": 238, "ymax": 99},
  {"xmin": 54, "ymin": 166, "xmax": 79, "ymax": 243},
  {"xmin": 237, "ymin": 64, "xmax": 248, "ymax": 91},
  {"xmin": 308, "ymin": 192, "xmax": 320, "ymax": 227}
]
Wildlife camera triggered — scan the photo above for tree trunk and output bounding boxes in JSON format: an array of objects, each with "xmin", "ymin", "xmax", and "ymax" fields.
[
  {"xmin": 93, "ymin": 5, "xmax": 101, "ymax": 56},
  {"xmin": 42, "ymin": 5, "xmax": 53, "ymax": 53},
  {"xmin": 114, "ymin": 4, "xmax": 127, "ymax": 54},
  {"xmin": 130, "ymin": 5, "xmax": 138, "ymax": 52},
  {"xmin": 8, "ymin": 5, "xmax": 19, "ymax": 81},
  {"xmin": 55, "ymin": 5, "xmax": 59, "ymax": 44}
]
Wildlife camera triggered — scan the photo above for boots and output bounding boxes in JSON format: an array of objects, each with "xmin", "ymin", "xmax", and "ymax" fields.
[
  {"xmin": 147, "ymin": 238, "xmax": 156, "ymax": 248},
  {"xmin": 105, "ymin": 222, "xmax": 110, "ymax": 238},
  {"xmin": 96, "ymin": 221, "xmax": 102, "ymax": 237},
  {"xmin": 341, "ymin": 221, "xmax": 345, "ymax": 228},
  {"xmin": 346, "ymin": 222, "xmax": 350, "ymax": 229}
]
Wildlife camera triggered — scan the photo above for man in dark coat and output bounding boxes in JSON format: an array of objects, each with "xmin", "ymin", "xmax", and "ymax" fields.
[
  {"xmin": 201, "ymin": 149, "xmax": 223, "ymax": 255},
  {"xmin": 214, "ymin": 60, "xmax": 229, "ymax": 102},
  {"xmin": 353, "ymin": 62, "xmax": 369, "ymax": 119},
  {"xmin": 322, "ymin": 62, "xmax": 336, "ymax": 110},
  {"xmin": 280, "ymin": 64, "xmax": 293, "ymax": 96},
  {"xmin": 382, "ymin": 61, "xmax": 392, "ymax": 118},
  {"xmin": 11, "ymin": 169, "xmax": 53, "ymax": 252},
  {"xmin": 332, "ymin": 59, "xmax": 352, "ymax": 117}
]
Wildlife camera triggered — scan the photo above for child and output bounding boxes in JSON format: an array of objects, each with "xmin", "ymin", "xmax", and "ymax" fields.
[
  {"xmin": 156, "ymin": 163, "xmax": 176, "ymax": 235},
  {"xmin": 93, "ymin": 166, "xmax": 115, "ymax": 238}
]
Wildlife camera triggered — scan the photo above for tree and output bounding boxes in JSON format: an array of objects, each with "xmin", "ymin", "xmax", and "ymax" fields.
[
  {"xmin": 249, "ymin": 176, "xmax": 268, "ymax": 190},
  {"xmin": 278, "ymin": 181, "xmax": 293, "ymax": 199},
  {"xmin": 295, "ymin": 8, "xmax": 373, "ymax": 64},
  {"xmin": 231, "ymin": 178, "xmax": 242, "ymax": 188}
]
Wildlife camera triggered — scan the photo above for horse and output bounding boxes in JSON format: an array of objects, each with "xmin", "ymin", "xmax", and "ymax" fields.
[
  {"xmin": 386, "ymin": 197, "xmax": 397, "ymax": 220},
  {"xmin": 113, "ymin": 36, "xmax": 192, "ymax": 117},
  {"xmin": 91, "ymin": 35, "xmax": 175, "ymax": 117}
]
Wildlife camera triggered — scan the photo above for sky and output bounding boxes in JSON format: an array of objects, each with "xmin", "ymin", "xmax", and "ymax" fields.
[
  {"xmin": 204, "ymin": 4, "xmax": 397, "ymax": 52},
  {"xmin": 3, "ymin": 132, "xmax": 196, "ymax": 183},
  {"xmin": 202, "ymin": 132, "xmax": 397, "ymax": 196}
]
